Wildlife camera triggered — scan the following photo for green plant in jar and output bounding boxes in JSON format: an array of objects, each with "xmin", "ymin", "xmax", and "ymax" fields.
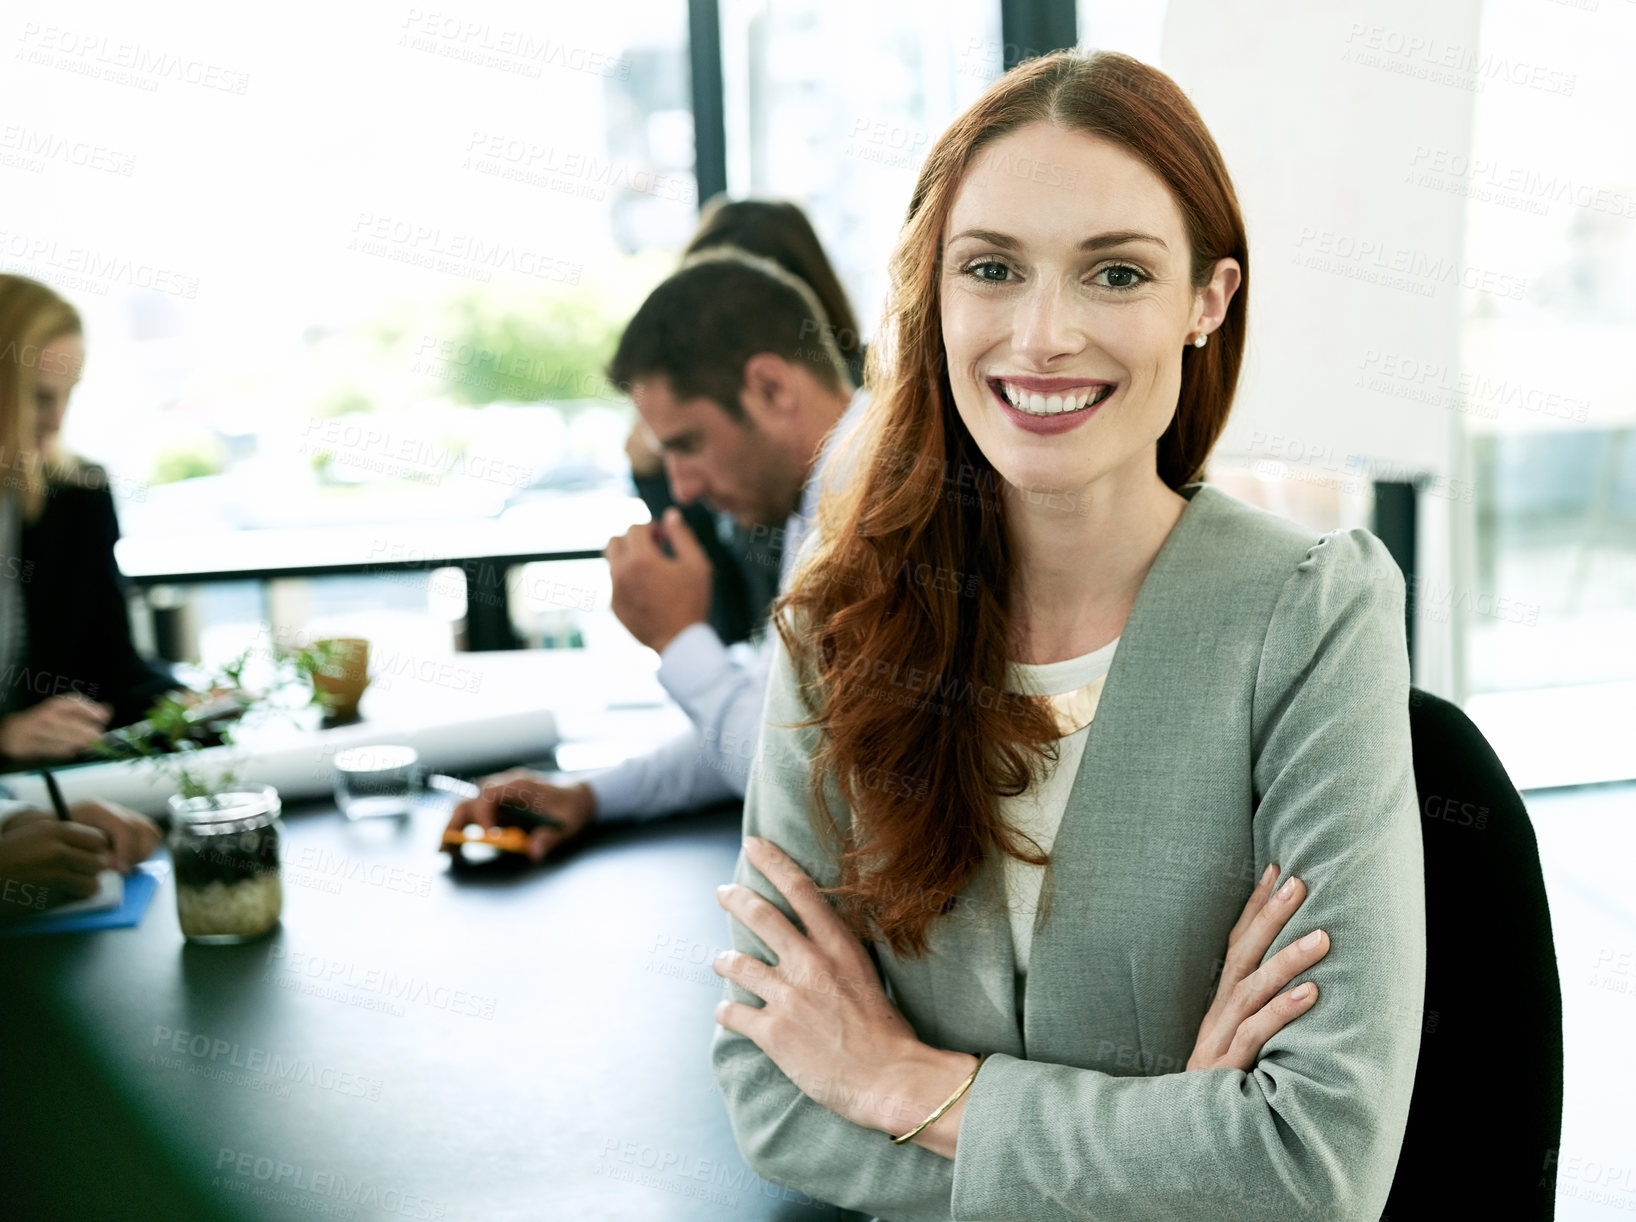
[
  {"xmin": 97, "ymin": 633, "xmax": 343, "ymax": 801},
  {"xmin": 94, "ymin": 631, "xmax": 346, "ymax": 943},
  {"xmin": 169, "ymin": 785, "xmax": 284, "ymax": 943}
]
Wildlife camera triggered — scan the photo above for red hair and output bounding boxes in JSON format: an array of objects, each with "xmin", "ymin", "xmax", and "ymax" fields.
[{"xmin": 775, "ymin": 50, "xmax": 1250, "ymax": 959}]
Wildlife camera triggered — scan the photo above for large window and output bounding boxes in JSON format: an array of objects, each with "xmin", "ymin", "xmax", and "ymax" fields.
[
  {"xmin": 4, "ymin": 0, "xmax": 695, "ymax": 663},
  {"xmin": 717, "ymin": 0, "xmax": 1003, "ymax": 342},
  {"xmin": 1458, "ymin": 0, "xmax": 1636, "ymax": 786}
]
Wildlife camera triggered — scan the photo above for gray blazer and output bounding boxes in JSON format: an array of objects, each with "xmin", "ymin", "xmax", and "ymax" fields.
[{"xmin": 710, "ymin": 482, "xmax": 1427, "ymax": 1221}]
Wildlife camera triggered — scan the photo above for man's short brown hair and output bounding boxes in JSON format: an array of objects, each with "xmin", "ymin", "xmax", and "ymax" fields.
[{"xmin": 606, "ymin": 248, "xmax": 850, "ymax": 421}]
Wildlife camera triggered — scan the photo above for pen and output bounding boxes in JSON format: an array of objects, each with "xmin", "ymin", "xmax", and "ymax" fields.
[{"xmin": 39, "ymin": 768, "xmax": 71, "ymax": 822}]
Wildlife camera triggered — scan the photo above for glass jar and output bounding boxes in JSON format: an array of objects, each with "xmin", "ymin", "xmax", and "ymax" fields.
[{"xmin": 168, "ymin": 784, "xmax": 283, "ymax": 944}]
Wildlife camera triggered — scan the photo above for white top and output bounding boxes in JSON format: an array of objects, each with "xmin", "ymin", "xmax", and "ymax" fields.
[{"xmin": 999, "ymin": 635, "xmax": 1120, "ymax": 998}]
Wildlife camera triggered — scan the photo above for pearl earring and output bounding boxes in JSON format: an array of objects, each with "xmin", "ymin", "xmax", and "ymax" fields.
[{"xmin": 1192, "ymin": 332, "xmax": 1208, "ymax": 348}]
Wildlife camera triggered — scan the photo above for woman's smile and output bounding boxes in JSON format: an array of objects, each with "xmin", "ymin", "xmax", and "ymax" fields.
[{"xmin": 987, "ymin": 375, "xmax": 1117, "ymax": 435}]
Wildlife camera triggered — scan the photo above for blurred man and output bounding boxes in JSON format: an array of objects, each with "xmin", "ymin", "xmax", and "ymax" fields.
[{"xmin": 444, "ymin": 249, "xmax": 868, "ymax": 862}]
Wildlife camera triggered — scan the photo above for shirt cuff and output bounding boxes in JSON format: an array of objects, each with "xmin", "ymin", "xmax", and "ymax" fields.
[
  {"xmin": 582, "ymin": 761, "xmax": 648, "ymax": 823},
  {"xmin": 656, "ymin": 622, "xmax": 734, "ymax": 707}
]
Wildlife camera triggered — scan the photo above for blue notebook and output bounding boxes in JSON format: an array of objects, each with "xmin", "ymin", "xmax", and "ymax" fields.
[{"xmin": 0, "ymin": 859, "xmax": 166, "ymax": 938}]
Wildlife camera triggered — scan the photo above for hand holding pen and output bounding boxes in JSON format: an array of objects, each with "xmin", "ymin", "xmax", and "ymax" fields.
[
  {"xmin": 34, "ymin": 768, "xmax": 160, "ymax": 871},
  {"xmin": 0, "ymin": 774, "xmax": 114, "ymax": 901}
]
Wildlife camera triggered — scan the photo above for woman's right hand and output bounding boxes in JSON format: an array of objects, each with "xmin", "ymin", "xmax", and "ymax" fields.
[
  {"xmin": 1186, "ymin": 864, "xmax": 1330, "ymax": 1072},
  {"xmin": 0, "ymin": 695, "xmax": 114, "ymax": 760},
  {"xmin": 0, "ymin": 815, "xmax": 112, "ymax": 901}
]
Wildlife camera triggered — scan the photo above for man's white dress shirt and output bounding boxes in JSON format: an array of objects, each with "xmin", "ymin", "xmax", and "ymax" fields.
[{"xmin": 586, "ymin": 387, "xmax": 870, "ymax": 821}]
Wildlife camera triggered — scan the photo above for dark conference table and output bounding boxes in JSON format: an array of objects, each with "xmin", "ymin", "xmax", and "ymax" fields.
[{"xmin": 1, "ymin": 789, "xmax": 860, "ymax": 1221}]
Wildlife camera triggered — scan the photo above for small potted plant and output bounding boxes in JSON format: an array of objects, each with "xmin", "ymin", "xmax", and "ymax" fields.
[{"xmin": 98, "ymin": 632, "xmax": 344, "ymax": 943}]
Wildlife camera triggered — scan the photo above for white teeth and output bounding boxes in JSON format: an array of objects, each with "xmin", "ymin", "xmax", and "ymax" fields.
[{"xmin": 997, "ymin": 381, "xmax": 1112, "ymax": 416}]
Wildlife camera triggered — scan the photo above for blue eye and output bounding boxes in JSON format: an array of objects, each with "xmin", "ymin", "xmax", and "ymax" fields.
[
  {"xmin": 965, "ymin": 259, "xmax": 1011, "ymax": 283},
  {"xmin": 959, "ymin": 259, "xmax": 1148, "ymax": 289},
  {"xmin": 1095, "ymin": 264, "xmax": 1146, "ymax": 290}
]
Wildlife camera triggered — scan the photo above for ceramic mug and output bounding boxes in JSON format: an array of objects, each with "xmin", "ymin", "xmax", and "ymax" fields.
[{"xmin": 311, "ymin": 637, "xmax": 370, "ymax": 723}]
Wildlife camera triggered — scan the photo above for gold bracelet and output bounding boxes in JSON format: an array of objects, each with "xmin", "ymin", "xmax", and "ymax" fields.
[{"xmin": 888, "ymin": 1052, "xmax": 989, "ymax": 1145}]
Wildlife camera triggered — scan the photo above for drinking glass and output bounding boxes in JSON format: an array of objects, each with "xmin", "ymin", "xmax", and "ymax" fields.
[{"xmin": 333, "ymin": 744, "xmax": 420, "ymax": 819}]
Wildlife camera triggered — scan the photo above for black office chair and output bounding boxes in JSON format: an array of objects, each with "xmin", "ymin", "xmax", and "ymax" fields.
[{"xmin": 1382, "ymin": 687, "xmax": 1564, "ymax": 1219}]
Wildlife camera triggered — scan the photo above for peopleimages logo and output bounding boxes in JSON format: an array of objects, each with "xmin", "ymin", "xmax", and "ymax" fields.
[
  {"xmin": 462, "ymin": 132, "xmax": 694, "ymax": 204},
  {"xmin": 0, "ymin": 229, "xmax": 201, "ymax": 298},
  {"xmin": 397, "ymin": 8, "xmax": 629, "ymax": 80},
  {"xmin": 1340, "ymin": 23, "xmax": 1576, "ymax": 96},
  {"xmin": 0, "ymin": 125, "xmax": 137, "ymax": 176},
  {"xmin": 17, "ymin": 23, "xmax": 252, "ymax": 94},
  {"xmin": 263, "ymin": 946, "xmax": 498, "ymax": 1020},
  {"xmin": 1292, "ymin": 227, "xmax": 1526, "ymax": 300},
  {"xmin": 147, "ymin": 1025, "xmax": 384, "ymax": 1102},
  {"xmin": 347, "ymin": 213, "xmax": 582, "ymax": 285},
  {"xmin": 214, "ymin": 1149, "xmax": 445, "ymax": 1219}
]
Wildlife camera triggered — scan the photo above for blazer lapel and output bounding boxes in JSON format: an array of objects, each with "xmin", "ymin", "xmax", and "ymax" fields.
[
  {"xmin": 878, "ymin": 485, "xmax": 1222, "ymax": 1066},
  {"xmin": 1021, "ymin": 483, "xmax": 1220, "ymax": 1061}
]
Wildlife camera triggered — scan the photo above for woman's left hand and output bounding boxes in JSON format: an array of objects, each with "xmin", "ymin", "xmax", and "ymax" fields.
[
  {"xmin": 65, "ymin": 799, "xmax": 161, "ymax": 872},
  {"xmin": 713, "ymin": 835, "xmax": 924, "ymax": 1132}
]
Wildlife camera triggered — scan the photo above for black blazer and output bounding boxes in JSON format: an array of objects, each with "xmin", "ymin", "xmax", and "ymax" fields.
[{"xmin": 7, "ymin": 471, "xmax": 175, "ymax": 739}]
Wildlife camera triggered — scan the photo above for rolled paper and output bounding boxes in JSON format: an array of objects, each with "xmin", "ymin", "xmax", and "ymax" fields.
[{"xmin": 3, "ymin": 706, "xmax": 558, "ymax": 817}]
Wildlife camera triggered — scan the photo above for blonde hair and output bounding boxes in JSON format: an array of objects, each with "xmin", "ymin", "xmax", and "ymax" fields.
[{"xmin": 0, "ymin": 274, "xmax": 85, "ymax": 520}]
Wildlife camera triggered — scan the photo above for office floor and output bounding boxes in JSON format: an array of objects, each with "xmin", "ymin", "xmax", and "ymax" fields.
[{"xmin": 1527, "ymin": 781, "xmax": 1636, "ymax": 1216}]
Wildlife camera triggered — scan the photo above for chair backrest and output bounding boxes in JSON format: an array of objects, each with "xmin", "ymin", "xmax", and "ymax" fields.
[{"xmin": 1383, "ymin": 687, "xmax": 1564, "ymax": 1219}]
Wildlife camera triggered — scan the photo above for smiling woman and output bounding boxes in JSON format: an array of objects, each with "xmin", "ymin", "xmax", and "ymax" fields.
[{"xmin": 709, "ymin": 50, "xmax": 1425, "ymax": 1222}]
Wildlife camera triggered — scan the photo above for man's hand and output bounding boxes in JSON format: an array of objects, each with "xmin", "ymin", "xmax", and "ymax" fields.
[
  {"xmin": 605, "ymin": 506, "xmax": 712, "ymax": 654},
  {"xmin": 440, "ymin": 768, "xmax": 597, "ymax": 865},
  {"xmin": 624, "ymin": 420, "xmax": 663, "ymax": 479},
  {"xmin": 0, "ymin": 695, "xmax": 114, "ymax": 760},
  {"xmin": 0, "ymin": 816, "xmax": 113, "ymax": 901},
  {"xmin": 1186, "ymin": 864, "xmax": 1330, "ymax": 1072}
]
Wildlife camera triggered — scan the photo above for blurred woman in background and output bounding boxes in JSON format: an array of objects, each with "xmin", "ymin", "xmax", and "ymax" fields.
[
  {"xmin": 0, "ymin": 274, "xmax": 167, "ymax": 904},
  {"xmin": 0, "ymin": 273, "xmax": 177, "ymax": 760},
  {"xmin": 686, "ymin": 197, "xmax": 865, "ymax": 386}
]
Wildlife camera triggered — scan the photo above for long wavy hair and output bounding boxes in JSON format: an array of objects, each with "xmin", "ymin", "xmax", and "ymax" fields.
[
  {"xmin": 774, "ymin": 50, "xmax": 1250, "ymax": 959},
  {"xmin": 0, "ymin": 274, "xmax": 85, "ymax": 521}
]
